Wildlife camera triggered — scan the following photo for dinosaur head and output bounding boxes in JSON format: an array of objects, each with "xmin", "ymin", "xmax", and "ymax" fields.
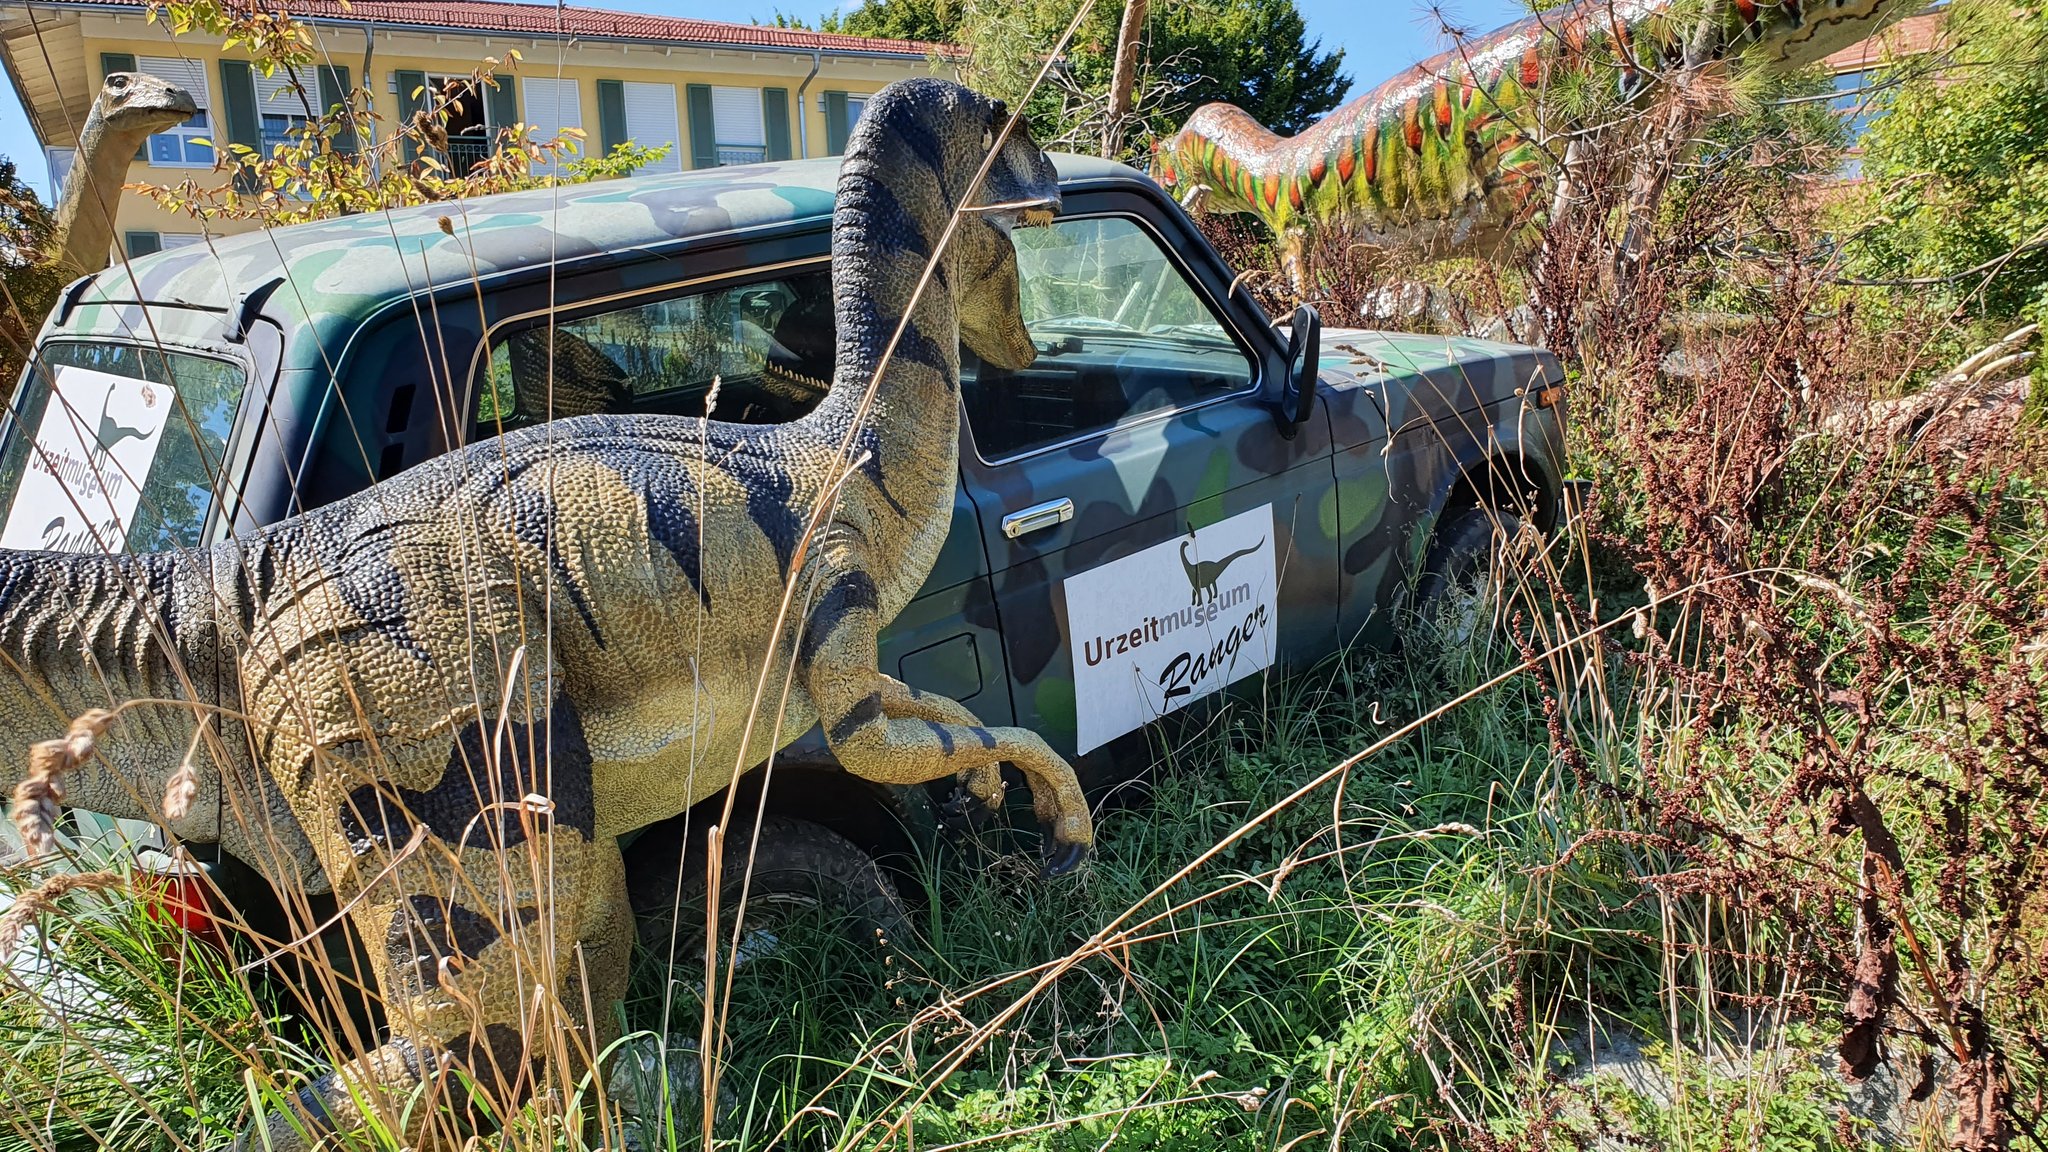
[
  {"xmin": 95, "ymin": 72, "xmax": 200, "ymax": 138},
  {"xmin": 841, "ymin": 79, "xmax": 1061, "ymax": 374}
]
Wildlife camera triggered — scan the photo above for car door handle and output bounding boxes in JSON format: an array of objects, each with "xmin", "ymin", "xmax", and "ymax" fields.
[{"xmin": 1002, "ymin": 497, "xmax": 1074, "ymax": 539}]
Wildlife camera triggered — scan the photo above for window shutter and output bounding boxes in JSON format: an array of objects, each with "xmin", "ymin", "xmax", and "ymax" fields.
[
  {"xmin": 686, "ymin": 83, "xmax": 716, "ymax": 169},
  {"xmin": 396, "ymin": 69, "xmax": 427, "ymax": 163},
  {"xmin": 520, "ymin": 77, "xmax": 582, "ymax": 176},
  {"xmin": 621, "ymin": 83, "xmax": 682, "ymax": 174},
  {"xmin": 217, "ymin": 60, "xmax": 261, "ymax": 190},
  {"xmin": 824, "ymin": 90, "xmax": 850, "ymax": 156},
  {"xmin": 763, "ymin": 87, "xmax": 791, "ymax": 162},
  {"xmin": 123, "ymin": 231, "xmax": 161, "ymax": 257},
  {"xmin": 101, "ymin": 54, "xmax": 143, "ymax": 158},
  {"xmin": 485, "ymin": 74, "xmax": 518, "ymax": 148},
  {"xmin": 597, "ymin": 79, "xmax": 626, "ymax": 157},
  {"xmin": 317, "ymin": 65, "xmax": 356, "ymax": 155}
]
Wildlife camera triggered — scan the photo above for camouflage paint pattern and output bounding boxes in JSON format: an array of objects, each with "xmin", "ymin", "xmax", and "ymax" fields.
[
  {"xmin": 961, "ymin": 323, "xmax": 1565, "ymax": 772},
  {"xmin": 1150, "ymin": 0, "xmax": 1923, "ymax": 252}
]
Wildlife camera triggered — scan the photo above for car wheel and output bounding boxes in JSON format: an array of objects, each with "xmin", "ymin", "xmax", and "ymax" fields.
[
  {"xmin": 629, "ymin": 814, "xmax": 909, "ymax": 976},
  {"xmin": 1411, "ymin": 505, "xmax": 1526, "ymax": 644}
]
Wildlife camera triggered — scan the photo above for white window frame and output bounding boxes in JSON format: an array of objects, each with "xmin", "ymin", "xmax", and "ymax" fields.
[
  {"xmin": 44, "ymin": 146, "xmax": 74, "ymax": 198},
  {"xmin": 520, "ymin": 76, "xmax": 583, "ymax": 176},
  {"xmin": 621, "ymin": 81, "xmax": 682, "ymax": 175},
  {"xmin": 710, "ymin": 85, "xmax": 766, "ymax": 167},
  {"xmin": 138, "ymin": 57, "xmax": 214, "ymax": 169},
  {"xmin": 254, "ymin": 70, "xmax": 314, "ymax": 156}
]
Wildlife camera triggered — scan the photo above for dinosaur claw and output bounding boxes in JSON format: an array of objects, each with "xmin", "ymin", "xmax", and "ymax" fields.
[{"xmin": 1041, "ymin": 838, "xmax": 1089, "ymax": 878}]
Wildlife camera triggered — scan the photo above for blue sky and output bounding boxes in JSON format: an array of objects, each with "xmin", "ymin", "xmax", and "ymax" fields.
[{"xmin": 0, "ymin": 0, "xmax": 1530, "ymax": 201}]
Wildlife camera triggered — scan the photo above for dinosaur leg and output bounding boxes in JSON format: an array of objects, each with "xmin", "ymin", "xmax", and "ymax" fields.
[
  {"xmin": 802, "ymin": 576, "xmax": 1093, "ymax": 871},
  {"xmin": 868, "ymin": 680, "xmax": 1006, "ymax": 811},
  {"xmin": 245, "ymin": 692, "xmax": 627, "ymax": 1151}
]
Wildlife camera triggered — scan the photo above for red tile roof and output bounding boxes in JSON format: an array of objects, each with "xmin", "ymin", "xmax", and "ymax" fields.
[
  {"xmin": 54, "ymin": 0, "xmax": 956, "ymax": 57},
  {"xmin": 1825, "ymin": 11, "xmax": 1945, "ymax": 71}
]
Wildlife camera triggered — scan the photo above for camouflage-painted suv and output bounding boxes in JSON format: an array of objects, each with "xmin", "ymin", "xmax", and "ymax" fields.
[{"xmin": 1, "ymin": 154, "xmax": 1564, "ymax": 917}]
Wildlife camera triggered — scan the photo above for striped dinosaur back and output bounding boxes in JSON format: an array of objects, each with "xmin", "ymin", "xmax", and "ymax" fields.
[{"xmin": 1152, "ymin": 0, "xmax": 1923, "ymax": 248}]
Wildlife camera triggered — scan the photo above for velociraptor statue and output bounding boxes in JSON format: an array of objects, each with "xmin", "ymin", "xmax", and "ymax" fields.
[
  {"xmin": 2, "ymin": 78, "xmax": 1085, "ymax": 1148},
  {"xmin": 1151, "ymin": 0, "xmax": 1923, "ymax": 280}
]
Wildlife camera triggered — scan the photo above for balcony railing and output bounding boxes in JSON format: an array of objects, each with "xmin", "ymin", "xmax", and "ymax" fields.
[{"xmin": 716, "ymin": 145, "xmax": 767, "ymax": 167}]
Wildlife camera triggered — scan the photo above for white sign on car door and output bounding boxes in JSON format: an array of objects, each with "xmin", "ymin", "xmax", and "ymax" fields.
[
  {"xmin": 0, "ymin": 366, "xmax": 178, "ymax": 553},
  {"xmin": 1063, "ymin": 503, "xmax": 1278, "ymax": 753}
]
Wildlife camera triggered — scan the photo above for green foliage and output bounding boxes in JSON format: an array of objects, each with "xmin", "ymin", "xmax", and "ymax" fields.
[
  {"xmin": 0, "ymin": 869, "xmax": 304, "ymax": 1151},
  {"xmin": 562, "ymin": 141, "xmax": 674, "ymax": 183},
  {"xmin": 819, "ymin": 0, "xmax": 1346, "ymax": 155},
  {"xmin": 0, "ymin": 158, "xmax": 59, "ymax": 397},
  {"xmin": 827, "ymin": 0, "xmax": 960, "ymax": 41},
  {"xmin": 1848, "ymin": 2, "xmax": 2048, "ymax": 329}
]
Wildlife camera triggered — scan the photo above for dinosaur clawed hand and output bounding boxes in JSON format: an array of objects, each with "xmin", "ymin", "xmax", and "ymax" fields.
[
  {"xmin": 1042, "ymin": 827, "xmax": 1091, "ymax": 878},
  {"xmin": 946, "ymin": 762, "xmax": 1092, "ymax": 875}
]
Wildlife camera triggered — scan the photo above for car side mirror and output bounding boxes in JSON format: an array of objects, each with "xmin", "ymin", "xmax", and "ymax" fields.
[{"xmin": 1274, "ymin": 303, "xmax": 1320, "ymax": 435}]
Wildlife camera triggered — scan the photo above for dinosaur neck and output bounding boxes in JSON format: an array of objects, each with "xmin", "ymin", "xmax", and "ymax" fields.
[
  {"xmin": 808, "ymin": 151, "xmax": 963, "ymax": 506},
  {"xmin": 51, "ymin": 111, "xmax": 150, "ymax": 279}
]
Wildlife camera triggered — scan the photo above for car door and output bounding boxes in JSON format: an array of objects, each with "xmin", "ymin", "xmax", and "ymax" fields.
[{"xmin": 960, "ymin": 201, "xmax": 1337, "ymax": 768}]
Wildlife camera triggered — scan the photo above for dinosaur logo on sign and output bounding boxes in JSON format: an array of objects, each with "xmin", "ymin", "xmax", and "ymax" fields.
[
  {"xmin": 1065, "ymin": 505, "xmax": 1278, "ymax": 753},
  {"xmin": 1181, "ymin": 535, "xmax": 1264, "ymax": 604}
]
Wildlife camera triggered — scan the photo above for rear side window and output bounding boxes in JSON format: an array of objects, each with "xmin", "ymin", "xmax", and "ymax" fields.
[
  {"xmin": 963, "ymin": 215, "xmax": 1255, "ymax": 460},
  {"xmin": 478, "ymin": 271, "xmax": 837, "ymax": 429},
  {"xmin": 0, "ymin": 342, "xmax": 246, "ymax": 553}
]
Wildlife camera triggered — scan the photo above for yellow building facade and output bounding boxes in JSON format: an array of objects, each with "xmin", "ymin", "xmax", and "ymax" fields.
[{"xmin": 0, "ymin": 0, "xmax": 951, "ymax": 258}]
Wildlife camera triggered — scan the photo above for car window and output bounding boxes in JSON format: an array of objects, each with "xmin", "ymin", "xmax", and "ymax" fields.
[
  {"xmin": 478, "ymin": 270, "xmax": 838, "ymax": 429},
  {"xmin": 0, "ymin": 342, "xmax": 246, "ymax": 553},
  {"xmin": 963, "ymin": 216, "xmax": 1255, "ymax": 461}
]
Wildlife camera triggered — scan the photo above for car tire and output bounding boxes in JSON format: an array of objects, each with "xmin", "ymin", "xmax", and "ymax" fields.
[
  {"xmin": 1411, "ymin": 505, "xmax": 1526, "ymax": 641},
  {"xmin": 629, "ymin": 814, "xmax": 909, "ymax": 972}
]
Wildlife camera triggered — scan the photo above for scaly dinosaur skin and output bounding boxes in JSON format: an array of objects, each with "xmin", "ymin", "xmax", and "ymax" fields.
[
  {"xmin": 1151, "ymin": 0, "xmax": 1921, "ymax": 266},
  {"xmin": 50, "ymin": 73, "xmax": 198, "ymax": 278},
  {"xmin": 1, "ymin": 78, "xmax": 1082, "ymax": 1147}
]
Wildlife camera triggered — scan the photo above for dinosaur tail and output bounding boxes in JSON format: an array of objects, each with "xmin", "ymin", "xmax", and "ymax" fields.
[
  {"xmin": 1218, "ymin": 539, "xmax": 1264, "ymax": 569},
  {"xmin": 0, "ymin": 545, "xmax": 230, "ymax": 830}
]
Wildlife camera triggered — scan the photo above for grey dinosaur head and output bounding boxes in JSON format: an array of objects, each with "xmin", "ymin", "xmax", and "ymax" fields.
[
  {"xmin": 842, "ymin": 78, "xmax": 1061, "ymax": 373},
  {"xmin": 95, "ymin": 72, "xmax": 200, "ymax": 136}
]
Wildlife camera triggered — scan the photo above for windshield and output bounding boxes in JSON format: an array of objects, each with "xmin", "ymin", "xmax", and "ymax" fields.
[{"xmin": 0, "ymin": 342, "xmax": 247, "ymax": 553}]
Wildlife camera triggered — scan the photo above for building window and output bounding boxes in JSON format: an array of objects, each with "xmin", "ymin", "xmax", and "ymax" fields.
[
  {"xmin": 710, "ymin": 85, "xmax": 766, "ymax": 166},
  {"xmin": 139, "ymin": 57, "xmax": 213, "ymax": 167},
  {"xmin": 844, "ymin": 95, "xmax": 868, "ymax": 131},
  {"xmin": 1830, "ymin": 69, "xmax": 1882, "ymax": 140},
  {"xmin": 521, "ymin": 77, "xmax": 583, "ymax": 177},
  {"xmin": 425, "ymin": 74, "xmax": 496, "ymax": 174},
  {"xmin": 255, "ymin": 71, "xmax": 314, "ymax": 154},
  {"xmin": 621, "ymin": 81, "xmax": 683, "ymax": 175},
  {"xmin": 44, "ymin": 147, "xmax": 74, "ymax": 197}
]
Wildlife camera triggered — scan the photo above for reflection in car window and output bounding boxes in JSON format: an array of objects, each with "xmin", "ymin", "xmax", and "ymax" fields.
[
  {"xmin": 479, "ymin": 271, "xmax": 839, "ymax": 429},
  {"xmin": 963, "ymin": 216, "xmax": 1254, "ymax": 460},
  {"xmin": 0, "ymin": 342, "xmax": 245, "ymax": 553}
]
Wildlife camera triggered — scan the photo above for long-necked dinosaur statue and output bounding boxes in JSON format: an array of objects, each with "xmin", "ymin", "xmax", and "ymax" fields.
[
  {"xmin": 1151, "ymin": 0, "xmax": 1923, "ymax": 278},
  {"xmin": 49, "ymin": 72, "xmax": 198, "ymax": 277},
  {"xmin": 2, "ymin": 78, "xmax": 1084, "ymax": 1148}
]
